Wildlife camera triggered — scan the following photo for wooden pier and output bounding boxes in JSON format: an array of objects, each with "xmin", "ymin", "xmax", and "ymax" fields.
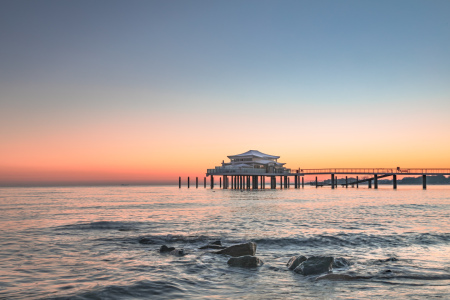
[{"xmin": 180, "ymin": 168, "xmax": 450, "ymax": 190}]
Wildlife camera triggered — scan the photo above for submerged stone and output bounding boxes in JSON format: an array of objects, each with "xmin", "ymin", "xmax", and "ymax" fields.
[
  {"xmin": 199, "ymin": 240, "xmax": 225, "ymax": 250},
  {"xmin": 139, "ymin": 237, "xmax": 154, "ymax": 244},
  {"xmin": 316, "ymin": 273, "xmax": 368, "ymax": 281},
  {"xmin": 294, "ymin": 256, "xmax": 334, "ymax": 275},
  {"xmin": 170, "ymin": 249, "xmax": 186, "ymax": 256},
  {"xmin": 227, "ymin": 255, "xmax": 264, "ymax": 268},
  {"xmin": 286, "ymin": 255, "xmax": 307, "ymax": 270},
  {"xmin": 215, "ymin": 242, "xmax": 257, "ymax": 257},
  {"xmin": 159, "ymin": 245, "xmax": 175, "ymax": 253},
  {"xmin": 332, "ymin": 257, "xmax": 350, "ymax": 268}
]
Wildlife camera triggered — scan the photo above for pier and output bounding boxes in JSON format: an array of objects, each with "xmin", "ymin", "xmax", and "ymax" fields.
[{"xmin": 180, "ymin": 150, "xmax": 450, "ymax": 190}]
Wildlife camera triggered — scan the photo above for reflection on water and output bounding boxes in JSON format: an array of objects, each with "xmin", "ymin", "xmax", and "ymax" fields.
[{"xmin": 0, "ymin": 185, "xmax": 449, "ymax": 299}]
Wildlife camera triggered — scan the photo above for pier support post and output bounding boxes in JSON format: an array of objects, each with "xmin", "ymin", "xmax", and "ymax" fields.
[
  {"xmin": 393, "ymin": 175, "xmax": 397, "ymax": 189},
  {"xmin": 204, "ymin": 177, "xmax": 206, "ymax": 188},
  {"xmin": 331, "ymin": 174, "xmax": 335, "ymax": 189},
  {"xmin": 280, "ymin": 176, "xmax": 282, "ymax": 189},
  {"xmin": 368, "ymin": 179, "xmax": 372, "ymax": 189},
  {"xmin": 302, "ymin": 177, "xmax": 304, "ymax": 188},
  {"xmin": 315, "ymin": 176, "xmax": 318, "ymax": 188},
  {"xmin": 179, "ymin": 177, "xmax": 181, "ymax": 188},
  {"xmin": 223, "ymin": 176, "xmax": 227, "ymax": 189},
  {"xmin": 188, "ymin": 177, "xmax": 190, "ymax": 188},
  {"xmin": 356, "ymin": 176, "xmax": 359, "ymax": 188},
  {"xmin": 346, "ymin": 176, "xmax": 348, "ymax": 188},
  {"xmin": 284, "ymin": 176, "xmax": 288, "ymax": 188},
  {"xmin": 423, "ymin": 175, "xmax": 426, "ymax": 190},
  {"xmin": 261, "ymin": 176, "xmax": 264, "ymax": 189},
  {"xmin": 295, "ymin": 176, "xmax": 298, "ymax": 188},
  {"xmin": 210, "ymin": 175, "xmax": 214, "ymax": 189},
  {"xmin": 374, "ymin": 174, "xmax": 378, "ymax": 189},
  {"xmin": 220, "ymin": 177, "xmax": 222, "ymax": 188},
  {"xmin": 196, "ymin": 177, "xmax": 198, "ymax": 188}
]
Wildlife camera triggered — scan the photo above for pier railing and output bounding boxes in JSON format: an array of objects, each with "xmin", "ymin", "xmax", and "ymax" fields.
[{"xmin": 300, "ymin": 168, "xmax": 450, "ymax": 175}]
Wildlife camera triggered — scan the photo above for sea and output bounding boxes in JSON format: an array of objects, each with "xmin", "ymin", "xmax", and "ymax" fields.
[{"xmin": 0, "ymin": 184, "xmax": 449, "ymax": 299}]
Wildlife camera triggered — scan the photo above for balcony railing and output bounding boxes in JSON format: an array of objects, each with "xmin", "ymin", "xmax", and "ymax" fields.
[{"xmin": 207, "ymin": 167, "xmax": 291, "ymax": 175}]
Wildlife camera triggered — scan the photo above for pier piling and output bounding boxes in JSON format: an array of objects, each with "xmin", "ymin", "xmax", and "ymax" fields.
[
  {"xmin": 374, "ymin": 174, "xmax": 378, "ymax": 189},
  {"xmin": 423, "ymin": 175, "xmax": 427, "ymax": 190},
  {"xmin": 393, "ymin": 175, "xmax": 397, "ymax": 189},
  {"xmin": 331, "ymin": 174, "xmax": 335, "ymax": 189},
  {"xmin": 196, "ymin": 177, "xmax": 198, "ymax": 188},
  {"xmin": 188, "ymin": 177, "xmax": 190, "ymax": 188},
  {"xmin": 179, "ymin": 177, "xmax": 181, "ymax": 188}
]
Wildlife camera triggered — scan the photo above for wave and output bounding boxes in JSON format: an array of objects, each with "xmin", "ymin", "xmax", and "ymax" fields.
[
  {"xmin": 45, "ymin": 280, "xmax": 186, "ymax": 300},
  {"xmin": 55, "ymin": 221, "xmax": 142, "ymax": 231},
  {"xmin": 254, "ymin": 232, "xmax": 450, "ymax": 248}
]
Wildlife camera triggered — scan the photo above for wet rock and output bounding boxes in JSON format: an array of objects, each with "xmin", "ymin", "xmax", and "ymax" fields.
[
  {"xmin": 294, "ymin": 256, "xmax": 334, "ymax": 275},
  {"xmin": 286, "ymin": 255, "xmax": 307, "ymax": 270},
  {"xmin": 170, "ymin": 249, "xmax": 186, "ymax": 256},
  {"xmin": 159, "ymin": 245, "xmax": 175, "ymax": 253},
  {"xmin": 199, "ymin": 240, "xmax": 225, "ymax": 250},
  {"xmin": 316, "ymin": 273, "xmax": 368, "ymax": 281},
  {"xmin": 215, "ymin": 242, "xmax": 257, "ymax": 257},
  {"xmin": 380, "ymin": 257, "xmax": 398, "ymax": 262},
  {"xmin": 227, "ymin": 255, "xmax": 264, "ymax": 268},
  {"xmin": 332, "ymin": 257, "xmax": 350, "ymax": 268}
]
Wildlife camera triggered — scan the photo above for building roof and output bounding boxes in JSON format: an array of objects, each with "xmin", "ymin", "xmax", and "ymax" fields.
[{"xmin": 228, "ymin": 150, "xmax": 280, "ymax": 159}]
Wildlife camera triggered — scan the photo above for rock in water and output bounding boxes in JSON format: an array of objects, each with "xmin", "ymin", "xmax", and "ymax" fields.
[
  {"xmin": 294, "ymin": 256, "xmax": 334, "ymax": 275},
  {"xmin": 215, "ymin": 242, "xmax": 257, "ymax": 257},
  {"xmin": 199, "ymin": 240, "xmax": 225, "ymax": 250},
  {"xmin": 159, "ymin": 245, "xmax": 175, "ymax": 253},
  {"xmin": 287, "ymin": 255, "xmax": 307, "ymax": 270},
  {"xmin": 170, "ymin": 249, "xmax": 186, "ymax": 256},
  {"xmin": 227, "ymin": 255, "xmax": 264, "ymax": 268},
  {"xmin": 332, "ymin": 257, "xmax": 350, "ymax": 268}
]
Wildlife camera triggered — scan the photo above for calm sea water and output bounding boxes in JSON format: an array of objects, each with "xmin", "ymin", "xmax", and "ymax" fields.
[{"xmin": 0, "ymin": 185, "xmax": 449, "ymax": 299}]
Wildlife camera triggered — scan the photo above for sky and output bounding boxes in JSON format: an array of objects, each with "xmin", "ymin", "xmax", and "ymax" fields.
[{"xmin": 1, "ymin": 0, "xmax": 450, "ymax": 186}]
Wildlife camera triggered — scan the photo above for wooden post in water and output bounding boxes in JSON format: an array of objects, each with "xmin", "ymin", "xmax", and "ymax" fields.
[
  {"xmin": 302, "ymin": 177, "xmax": 304, "ymax": 188},
  {"xmin": 374, "ymin": 174, "xmax": 378, "ymax": 189},
  {"xmin": 346, "ymin": 176, "xmax": 348, "ymax": 188},
  {"xmin": 356, "ymin": 176, "xmax": 359, "ymax": 188},
  {"xmin": 196, "ymin": 177, "xmax": 198, "ymax": 188},
  {"xmin": 423, "ymin": 175, "xmax": 427, "ymax": 190},
  {"xmin": 220, "ymin": 177, "xmax": 222, "ymax": 188},
  {"xmin": 393, "ymin": 175, "xmax": 397, "ymax": 189},
  {"xmin": 331, "ymin": 174, "xmax": 335, "ymax": 189},
  {"xmin": 210, "ymin": 175, "xmax": 214, "ymax": 189},
  {"xmin": 315, "ymin": 176, "xmax": 318, "ymax": 188},
  {"xmin": 179, "ymin": 177, "xmax": 181, "ymax": 188},
  {"xmin": 188, "ymin": 177, "xmax": 190, "ymax": 188},
  {"xmin": 368, "ymin": 179, "xmax": 372, "ymax": 188},
  {"xmin": 204, "ymin": 177, "xmax": 206, "ymax": 188}
]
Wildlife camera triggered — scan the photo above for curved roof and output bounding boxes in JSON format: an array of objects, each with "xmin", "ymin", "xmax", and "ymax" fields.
[{"xmin": 228, "ymin": 150, "xmax": 280, "ymax": 159}]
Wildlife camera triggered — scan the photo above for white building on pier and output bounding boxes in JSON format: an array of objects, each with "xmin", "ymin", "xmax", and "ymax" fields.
[{"xmin": 207, "ymin": 150, "xmax": 291, "ymax": 175}]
